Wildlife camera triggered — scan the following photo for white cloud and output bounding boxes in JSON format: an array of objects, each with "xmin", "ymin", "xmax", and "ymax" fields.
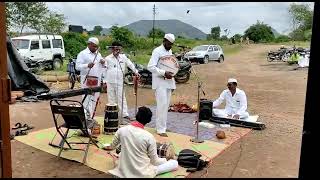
[{"xmin": 46, "ymin": 2, "xmax": 314, "ymax": 36}]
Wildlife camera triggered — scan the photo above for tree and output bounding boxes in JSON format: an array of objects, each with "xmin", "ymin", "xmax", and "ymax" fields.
[
  {"xmin": 110, "ymin": 26, "xmax": 134, "ymax": 47},
  {"xmin": 148, "ymin": 28, "xmax": 165, "ymax": 38},
  {"xmin": 244, "ymin": 21, "xmax": 275, "ymax": 43},
  {"xmin": 208, "ymin": 26, "xmax": 221, "ymax": 40},
  {"xmin": 8, "ymin": 2, "xmax": 48, "ymax": 35},
  {"xmin": 232, "ymin": 34, "xmax": 242, "ymax": 42},
  {"xmin": 37, "ymin": 12, "xmax": 66, "ymax": 34},
  {"xmin": 275, "ymin": 35, "xmax": 291, "ymax": 43},
  {"xmin": 5, "ymin": 2, "xmax": 14, "ymax": 31},
  {"xmin": 289, "ymin": 4, "xmax": 313, "ymax": 31},
  {"xmin": 92, "ymin": 25, "xmax": 103, "ymax": 35},
  {"xmin": 288, "ymin": 3, "xmax": 313, "ymax": 41},
  {"xmin": 220, "ymin": 35, "xmax": 228, "ymax": 41}
]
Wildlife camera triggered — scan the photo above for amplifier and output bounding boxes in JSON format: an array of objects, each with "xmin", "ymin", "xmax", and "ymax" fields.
[{"xmin": 199, "ymin": 99, "xmax": 213, "ymax": 121}]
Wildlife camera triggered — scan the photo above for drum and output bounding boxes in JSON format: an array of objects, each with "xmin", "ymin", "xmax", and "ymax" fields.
[
  {"xmin": 105, "ymin": 103, "xmax": 118, "ymax": 119},
  {"xmin": 104, "ymin": 118, "xmax": 118, "ymax": 134},
  {"xmin": 86, "ymin": 76, "xmax": 99, "ymax": 87},
  {"xmin": 157, "ymin": 142, "xmax": 175, "ymax": 159},
  {"xmin": 157, "ymin": 55, "xmax": 180, "ymax": 76},
  {"xmin": 104, "ymin": 103, "xmax": 119, "ymax": 134}
]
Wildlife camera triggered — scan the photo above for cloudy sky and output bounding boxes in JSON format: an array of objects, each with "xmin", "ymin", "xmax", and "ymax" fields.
[{"xmin": 46, "ymin": 2, "xmax": 314, "ymax": 36}]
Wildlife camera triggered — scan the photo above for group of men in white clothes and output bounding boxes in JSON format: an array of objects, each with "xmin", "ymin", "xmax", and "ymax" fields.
[
  {"xmin": 76, "ymin": 34, "xmax": 250, "ymax": 178},
  {"xmin": 76, "ymin": 38, "xmax": 139, "ymax": 124}
]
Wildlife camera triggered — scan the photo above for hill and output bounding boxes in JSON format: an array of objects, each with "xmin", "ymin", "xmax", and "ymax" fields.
[{"xmin": 101, "ymin": 19, "xmax": 208, "ymax": 39}]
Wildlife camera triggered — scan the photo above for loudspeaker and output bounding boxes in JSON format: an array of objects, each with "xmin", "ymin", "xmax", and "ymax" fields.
[{"xmin": 199, "ymin": 99, "xmax": 213, "ymax": 121}]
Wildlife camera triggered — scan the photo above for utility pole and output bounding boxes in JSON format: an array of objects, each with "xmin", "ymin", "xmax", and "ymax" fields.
[{"xmin": 152, "ymin": 4, "xmax": 157, "ymax": 45}]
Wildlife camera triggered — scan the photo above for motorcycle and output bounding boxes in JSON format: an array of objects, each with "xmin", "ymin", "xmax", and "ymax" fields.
[
  {"xmin": 66, "ymin": 58, "xmax": 81, "ymax": 89},
  {"xmin": 124, "ymin": 63, "xmax": 152, "ymax": 87},
  {"xmin": 124, "ymin": 60, "xmax": 192, "ymax": 86}
]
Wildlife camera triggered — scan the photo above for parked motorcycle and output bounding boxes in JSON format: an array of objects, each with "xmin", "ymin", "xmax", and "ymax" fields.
[
  {"xmin": 66, "ymin": 58, "xmax": 80, "ymax": 89},
  {"xmin": 267, "ymin": 46, "xmax": 309, "ymax": 62},
  {"xmin": 124, "ymin": 63, "xmax": 152, "ymax": 87},
  {"xmin": 124, "ymin": 60, "xmax": 192, "ymax": 86}
]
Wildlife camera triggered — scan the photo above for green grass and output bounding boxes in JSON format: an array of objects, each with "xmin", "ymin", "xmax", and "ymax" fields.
[{"xmin": 266, "ymin": 41, "xmax": 310, "ymax": 48}]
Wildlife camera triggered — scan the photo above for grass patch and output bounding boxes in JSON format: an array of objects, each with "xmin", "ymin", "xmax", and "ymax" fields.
[{"xmin": 266, "ymin": 41, "xmax": 311, "ymax": 48}]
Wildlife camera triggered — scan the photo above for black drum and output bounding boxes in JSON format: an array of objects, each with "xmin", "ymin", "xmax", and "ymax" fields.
[
  {"xmin": 104, "ymin": 118, "xmax": 118, "ymax": 134},
  {"xmin": 105, "ymin": 103, "xmax": 118, "ymax": 119},
  {"xmin": 104, "ymin": 103, "xmax": 119, "ymax": 134}
]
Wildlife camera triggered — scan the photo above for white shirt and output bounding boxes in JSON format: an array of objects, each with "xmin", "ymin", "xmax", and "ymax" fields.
[
  {"xmin": 212, "ymin": 88, "xmax": 248, "ymax": 115},
  {"xmin": 108, "ymin": 125, "xmax": 167, "ymax": 178},
  {"xmin": 103, "ymin": 53, "xmax": 138, "ymax": 84},
  {"xmin": 147, "ymin": 44, "xmax": 176, "ymax": 90},
  {"xmin": 75, "ymin": 47, "xmax": 105, "ymax": 87}
]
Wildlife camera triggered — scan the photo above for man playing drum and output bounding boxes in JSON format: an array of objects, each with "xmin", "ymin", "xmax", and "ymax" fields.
[
  {"xmin": 104, "ymin": 106, "xmax": 178, "ymax": 178},
  {"xmin": 76, "ymin": 37, "xmax": 107, "ymax": 118},
  {"xmin": 147, "ymin": 33, "xmax": 177, "ymax": 137}
]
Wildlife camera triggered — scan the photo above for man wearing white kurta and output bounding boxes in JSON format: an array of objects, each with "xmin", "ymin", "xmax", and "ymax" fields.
[
  {"xmin": 147, "ymin": 33, "xmax": 176, "ymax": 137},
  {"xmin": 212, "ymin": 78, "xmax": 249, "ymax": 120},
  {"xmin": 76, "ymin": 37, "xmax": 106, "ymax": 119},
  {"xmin": 104, "ymin": 106, "xmax": 178, "ymax": 178},
  {"xmin": 103, "ymin": 41, "xmax": 139, "ymax": 121}
]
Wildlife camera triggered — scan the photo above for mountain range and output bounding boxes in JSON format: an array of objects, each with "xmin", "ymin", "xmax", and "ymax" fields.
[{"xmin": 100, "ymin": 19, "xmax": 281, "ymax": 39}]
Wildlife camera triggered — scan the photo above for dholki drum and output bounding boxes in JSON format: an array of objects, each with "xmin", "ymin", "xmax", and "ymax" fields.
[
  {"xmin": 85, "ymin": 76, "xmax": 99, "ymax": 88},
  {"xmin": 157, "ymin": 142, "xmax": 175, "ymax": 159},
  {"xmin": 157, "ymin": 55, "xmax": 180, "ymax": 76},
  {"xmin": 116, "ymin": 142, "xmax": 175, "ymax": 159},
  {"xmin": 104, "ymin": 103, "xmax": 119, "ymax": 134}
]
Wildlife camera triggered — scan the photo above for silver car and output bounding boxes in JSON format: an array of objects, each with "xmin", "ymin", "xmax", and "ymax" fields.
[{"xmin": 184, "ymin": 45, "xmax": 224, "ymax": 64}]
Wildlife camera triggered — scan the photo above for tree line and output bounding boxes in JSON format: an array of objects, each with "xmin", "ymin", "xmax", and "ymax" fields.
[{"xmin": 206, "ymin": 3, "xmax": 313, "ymax": 43}]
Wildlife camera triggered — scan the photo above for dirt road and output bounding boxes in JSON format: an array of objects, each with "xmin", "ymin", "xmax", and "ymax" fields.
[{"xmin": 9, "ymin": 44, "xmax": 307, "ymax": 178}]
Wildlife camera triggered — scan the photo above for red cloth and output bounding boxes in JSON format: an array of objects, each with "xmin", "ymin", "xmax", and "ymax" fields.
[
  {"xmin": 130, "ymin": 121, "xmax": 144, "ymax": 129},
  {"xmin": 168, "ymin": 102, "xmax": 196, "ymax": 113}
]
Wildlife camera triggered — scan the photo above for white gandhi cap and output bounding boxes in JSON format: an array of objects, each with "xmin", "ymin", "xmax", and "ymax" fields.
[
  {"xmin": 164, "ymin": 33, "xmax": 175, "ymax": 43},
  {"xmin": 88, "ymin": 37, "xmax": 99, "ymax": 45},
  {"xmin": 228, "ymin": 78, "xmax": 238, "ymax": 83}
]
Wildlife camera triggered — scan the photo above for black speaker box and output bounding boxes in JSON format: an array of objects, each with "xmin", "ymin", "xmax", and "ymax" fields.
[{"xmin": 199, "ymin": 99, "xmax": 213, "ymax": 121}]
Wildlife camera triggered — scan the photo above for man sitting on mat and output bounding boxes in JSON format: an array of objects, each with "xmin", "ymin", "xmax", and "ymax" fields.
[
  {"xmin": 104, "ymin": 106, "xmax": 178, "ymax": 178},
  {"xmin": 211, "ymin": 78, "xmax": 249, "ymax": 120}
]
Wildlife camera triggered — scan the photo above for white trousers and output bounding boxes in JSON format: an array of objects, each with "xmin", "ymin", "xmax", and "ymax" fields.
[
  {"xmin": 212, "ymin": 109, "xmax": 249, "ymax": 119},
  {"xmin": 82, "ymin": 92, "xmax": 100, "ymax": 119},
  {"xmin": 107, "ymin": 82, "xmax": 129, "ymax": 117},
  {"xmin": 155, "ymin": 88, "xmax": 172, "ymax": 134},
  {"xmin": 156, "ymin": 159, "xmax": 179, "ymax": 175}
]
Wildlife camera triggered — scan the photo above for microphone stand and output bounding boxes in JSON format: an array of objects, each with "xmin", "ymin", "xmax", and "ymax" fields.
[{"xmin": 190, "ymin": 63, "xmax": 205, "ymax": 143}]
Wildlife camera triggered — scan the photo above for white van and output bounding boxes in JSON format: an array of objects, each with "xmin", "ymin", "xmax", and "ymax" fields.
[{"xmin": 12, "ymin": 34, "xmax": 65, "ymax": 70}]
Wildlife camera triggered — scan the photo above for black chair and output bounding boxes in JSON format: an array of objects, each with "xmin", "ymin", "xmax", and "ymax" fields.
[{"xmin": 50, "ymin": 99, "xmax": 99, "ymax": 163}]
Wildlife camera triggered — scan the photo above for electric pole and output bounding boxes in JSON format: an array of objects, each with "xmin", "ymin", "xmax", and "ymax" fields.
[{"xmin": 152, "ymin": 4, "xmax": 157, "ymax": 45}]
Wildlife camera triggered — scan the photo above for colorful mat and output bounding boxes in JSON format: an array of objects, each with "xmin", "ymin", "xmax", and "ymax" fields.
[{"xmin": 15, "ymin": 115, "xmax": 251, "ymax": 178}]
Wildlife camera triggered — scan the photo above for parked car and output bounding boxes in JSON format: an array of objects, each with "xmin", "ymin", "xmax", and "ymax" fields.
[
  {"xmin": 184, "ymin": 45, "xmax": 224, "ymax": 64},
  {"xmin": 12, "ymin": 34, "xmax": 65, "ymax": 70}
]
